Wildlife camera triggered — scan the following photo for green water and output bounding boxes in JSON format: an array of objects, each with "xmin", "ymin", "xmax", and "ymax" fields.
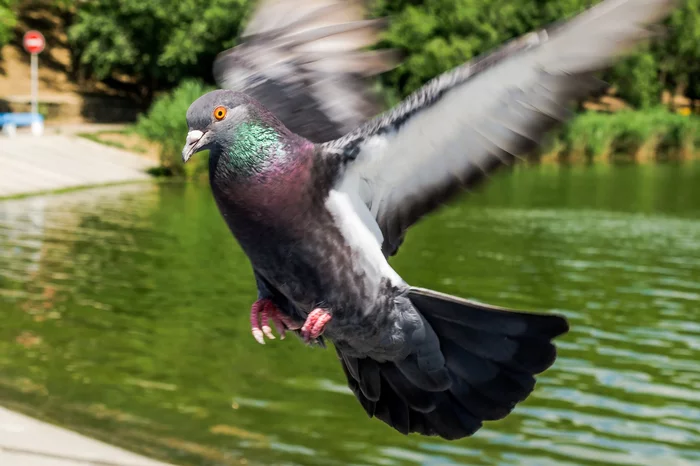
[{"xmin": 1, "ymin": 163, "xmax": 699, "ymax": 466}]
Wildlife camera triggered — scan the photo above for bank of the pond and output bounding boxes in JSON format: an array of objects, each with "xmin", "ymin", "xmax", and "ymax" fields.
[
  {"xmin": 0, "ymin": 133, "xmax": 158, "ymax": 199},
  {"xmin": 539, "ymin": 109, "xmax": 700, "ymax": 163},
  {"xmin": 0, "ymin": 406, "xmax": 172, "ymax": 466},
  {"xmin": 127, "ymin": 81, "xmax": 700, "ymax": 177}
]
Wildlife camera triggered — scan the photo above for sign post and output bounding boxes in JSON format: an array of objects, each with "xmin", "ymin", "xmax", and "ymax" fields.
[{"xmin": 23, "ymin": 30, "xmax": 46, "ymax": 136}]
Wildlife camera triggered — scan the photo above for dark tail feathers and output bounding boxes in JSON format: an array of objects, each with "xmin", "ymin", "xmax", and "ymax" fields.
[{"xmin": 336, "ymin": 287, "xmax": 569, "ymax": 440}]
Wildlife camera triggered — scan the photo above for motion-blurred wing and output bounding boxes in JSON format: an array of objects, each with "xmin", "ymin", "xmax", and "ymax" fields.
[
  {"xmin": 213, "ymin": 0, "xmax": 399, "ymax": 143},
  {"xmin": 325, "ymin": 0, "xmax": 676, "ymax": 257}
]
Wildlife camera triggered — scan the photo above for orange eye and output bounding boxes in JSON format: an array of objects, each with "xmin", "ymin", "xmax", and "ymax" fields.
[{"xmin": 213, "ymin": 106, "xmax": 227, "ymax": 120}]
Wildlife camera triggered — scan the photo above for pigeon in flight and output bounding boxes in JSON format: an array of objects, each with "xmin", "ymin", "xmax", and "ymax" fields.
[{"xmin": 182, "ymin": 0, "xmax": 676, "ymax": 440}]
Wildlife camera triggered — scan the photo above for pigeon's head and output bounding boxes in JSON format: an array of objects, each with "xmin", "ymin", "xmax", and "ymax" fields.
[{"xmin": 182, "ymin": 89, "xmax": 261, "ymax": 163}]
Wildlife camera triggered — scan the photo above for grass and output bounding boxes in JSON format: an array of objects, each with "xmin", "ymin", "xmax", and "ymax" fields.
[
  {"xmin": 0, "ymin": 179, "xmax": 155, "ymax": 201},
  {"xmin": 78, "ymin": 130, "xmax": 142, "ymax": 153},
  {"xmin": 540, "ymin": 109, "xmax": 700, "ymax": 163},
  {"xmin": 77, "ymin": 127, "xmax": 156, "ymax": 154}
]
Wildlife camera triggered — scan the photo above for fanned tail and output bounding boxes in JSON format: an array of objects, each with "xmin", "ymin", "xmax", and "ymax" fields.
[{"xmin": 337, "ymin": 287, "xmax": 569, "ymax": 440}]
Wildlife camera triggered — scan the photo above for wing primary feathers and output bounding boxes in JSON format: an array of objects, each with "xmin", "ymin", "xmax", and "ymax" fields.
[
  {"xmin": 214, "ymin": 0, "xmax": 398, "ymax": 143},
  {"xmin": 324, "ymin": 0, "xmax": 677, "ymax": 258}
]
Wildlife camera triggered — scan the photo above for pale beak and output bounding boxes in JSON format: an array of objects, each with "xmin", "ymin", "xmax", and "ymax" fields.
[{"xmin": 182, "ymin": 130, "xmax": 206, "ymax": 163}]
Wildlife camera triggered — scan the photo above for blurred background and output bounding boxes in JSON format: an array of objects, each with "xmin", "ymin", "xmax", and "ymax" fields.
[{"xmin": 0, "ymin": 1, "xmax": 699, "ymax": 466}]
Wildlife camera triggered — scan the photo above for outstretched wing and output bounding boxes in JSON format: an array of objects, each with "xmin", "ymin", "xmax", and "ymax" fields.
[
  {"xmin": 213, "ymin": 0, "xmax": 399, "ymax": 143},
  {"xmin": 324, "ymin": 0, "xmax": 676, "ymax": 257}
]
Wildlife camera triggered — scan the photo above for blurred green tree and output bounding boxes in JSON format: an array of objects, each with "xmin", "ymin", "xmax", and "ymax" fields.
[
  {"xmin": 371, "ymin": 0, "xmax": 594, "ymax": 97},
  {"xmin": 56, "ymin": 0, "xmax": 700, "ymax": 110},
  {"xmin": 0, "ymin": 0, "xmax": 17, "ymax": 48},
  {"xmin": 67, "ymin": 0, "xmax": 249, "ymax": 102},
  {"xmin": 657, "ymin": 0, "xmax": 700, "ymax": 106},
  {"xmin": 606, "ymin": 50, "xmax": 662, "ymax": 109},
  {"xmin": 371, "ymin": 0, "xmax": 700, "ymax": 110}
]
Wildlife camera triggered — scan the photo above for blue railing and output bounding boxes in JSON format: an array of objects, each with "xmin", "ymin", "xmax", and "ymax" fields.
[
  {"xmin": 0, "ymin": 113, "xmax": 44, "ymax": 127},
  {"xmin": 0, "ymin": 113, "xmax": 45, "ymax": 137}
]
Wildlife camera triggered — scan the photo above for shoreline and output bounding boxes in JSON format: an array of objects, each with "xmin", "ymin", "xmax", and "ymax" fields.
[
  {"xmin": 0, "ymin": 129, "xmax": 158, "ymax": 200},
  {"xmin": 0, "ymin": 406, "xmax": 173, "ymax": 466}
]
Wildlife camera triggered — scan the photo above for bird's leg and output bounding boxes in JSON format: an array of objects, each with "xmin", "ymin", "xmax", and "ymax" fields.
[
  {"xmin": 300, "ymin": 308, "xmax": 332, "ymax": 344},
  {"xmin": 250, "ymin": 298, "xmax": 301, "ymax": 344}
]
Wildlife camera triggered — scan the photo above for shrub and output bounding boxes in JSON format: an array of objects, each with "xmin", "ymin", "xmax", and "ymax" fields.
[
  {"xmin": 135, "ymin": 80, "xmax": 215, "ymax": 178},
  {"xmin": 0, "ymin": 1, "xmax": 17, "ymax": 48},
  {"xmin": 554, "ymin": 109, "xmax": 700, "ymax": 162}
]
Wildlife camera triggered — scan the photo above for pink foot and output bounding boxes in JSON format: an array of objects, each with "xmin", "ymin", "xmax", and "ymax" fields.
[
  {"xmin": 250, "ymin": 299, "xmax": 300, "ymax": 344},
  {"xmin": 300, "ymin": 308, "xmax": 332, "ymax": 343}
]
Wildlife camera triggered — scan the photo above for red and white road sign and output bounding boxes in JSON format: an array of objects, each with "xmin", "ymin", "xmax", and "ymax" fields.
[{"xmin": 23, "ymin": 30, "xmax": 45, "ymax": 54}]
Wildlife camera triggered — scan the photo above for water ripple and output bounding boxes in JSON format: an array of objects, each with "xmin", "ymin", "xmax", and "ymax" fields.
[{"xmin": 1, "ymin": 164, "xmax": 699, "ymax": 466}]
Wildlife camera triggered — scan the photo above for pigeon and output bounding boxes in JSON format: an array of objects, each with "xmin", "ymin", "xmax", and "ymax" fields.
[{"xmin": 182, "ymin": 0, "xmax": 677, "ymax": 440}]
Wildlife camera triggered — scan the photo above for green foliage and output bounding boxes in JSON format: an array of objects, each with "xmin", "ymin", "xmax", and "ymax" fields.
[
  {"xmin": 372, "ymin": 0, "xmax": 592, "ymax": 97},
  {"xmin": 135, "ymin": 79, "xmax": 215, "ymax": 177},
  {"xmin": 553, "ymin": 110, "xmax": 700, "ymax": 161},
  {"xmin": 560, "ymin": 112, "xmax": 617, "ymax": 160},
  {"xmin": 657, "ymin": 0, "xmax": 700, "ymax": 102},
  {"xmin": 67, "ymin": 0, "xmax": 249, "ymax": 100},
  {"xmin": 57, "ymin": 0, "xmax": 700, "ymax": 111},
  {"xmin": 0, "ymin": 0, "xmax": 17, "ymax": 47},
  {"xmin": 371, "ymin": 0, "xmax": 700, "ymax": 110},
  {"xmin": 607, "ymin": 51, "xmax": 662, "ymax": 109}
]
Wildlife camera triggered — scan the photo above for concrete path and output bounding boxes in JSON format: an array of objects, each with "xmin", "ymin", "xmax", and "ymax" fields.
[
  {"xmin": 0, "ymin": 407, "xmax": 173, "ymax": 466},
  {"xmin": 0, "ymin": 133, "xmax": 156, "ymax": 198}
]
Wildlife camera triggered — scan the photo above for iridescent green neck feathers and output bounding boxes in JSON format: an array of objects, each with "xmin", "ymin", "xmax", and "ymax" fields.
[{"xmin": 222, "ymin": 121, "xmax": 286, "ymax": 175}]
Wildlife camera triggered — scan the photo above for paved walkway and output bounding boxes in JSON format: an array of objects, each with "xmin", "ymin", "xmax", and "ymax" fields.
[
  {"xmin": 0, "ymin": 132, "xmax": 156, "ymax": 199},
  {"xmin": 0, "ymin": 407, "xmax": 173, "ymax": 466}
]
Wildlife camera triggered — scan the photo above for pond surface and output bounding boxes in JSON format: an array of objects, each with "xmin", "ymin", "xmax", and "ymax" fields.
[{"xmin": 1, "ymin": 162, "xmax": 699, "ymax": 466}]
